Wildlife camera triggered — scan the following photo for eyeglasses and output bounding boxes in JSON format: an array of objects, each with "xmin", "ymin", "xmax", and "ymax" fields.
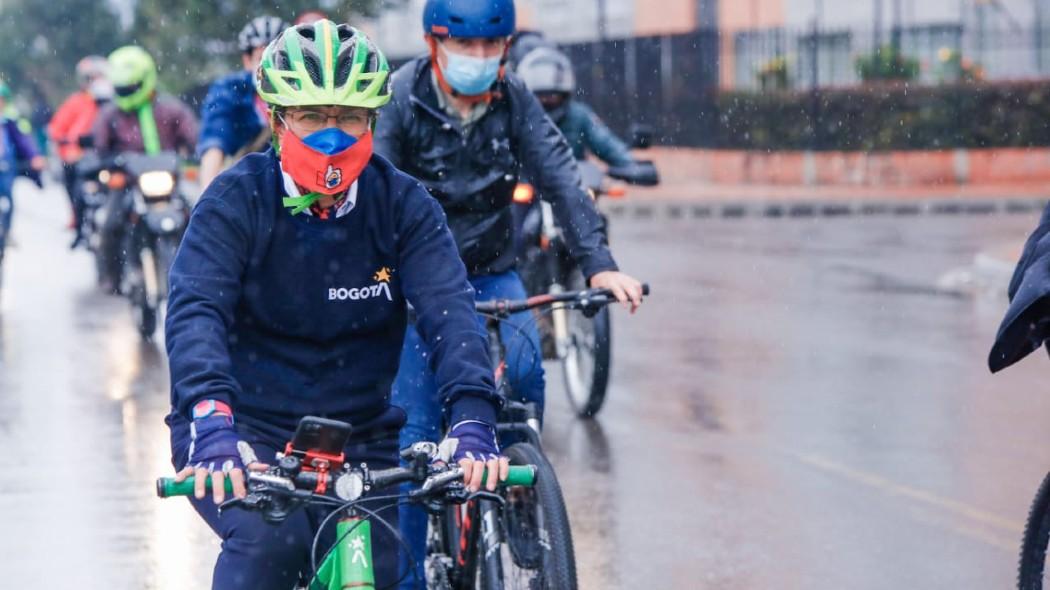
[{"xmin": 281, "ymin": 109, "xmax": 372, "ymax": 133}]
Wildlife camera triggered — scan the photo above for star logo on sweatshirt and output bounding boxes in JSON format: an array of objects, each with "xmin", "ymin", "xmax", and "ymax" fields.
[{"xmin": 373, "ymin": 267, "xmax": 393, "ymax": 283}]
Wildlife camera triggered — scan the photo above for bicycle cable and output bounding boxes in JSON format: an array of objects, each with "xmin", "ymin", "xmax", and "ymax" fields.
[{"xmin": 479, "ymin": 301, "xmax": 583, "ymax": 396}]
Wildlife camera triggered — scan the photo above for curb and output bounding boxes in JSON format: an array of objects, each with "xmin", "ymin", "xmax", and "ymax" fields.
[{"xmin": 603, "ymin": 198, "xmax": 1049, "ymax": 221}]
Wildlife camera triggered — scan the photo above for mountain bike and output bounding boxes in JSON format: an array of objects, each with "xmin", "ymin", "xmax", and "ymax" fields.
[
  {"xmin": 464, "ymin": 284, "xmax": 649, "ymax": 589},
  {"xmin": 513, "ymin": 164, "xmax": 657, "ymax": 418},
  {"xmin": 157, "ymin": 416, "xmax": 540, "ymax": 590},
  {"xmin": 1018, "ymin": 472, "xmax": 1050, "ymax": 588}
]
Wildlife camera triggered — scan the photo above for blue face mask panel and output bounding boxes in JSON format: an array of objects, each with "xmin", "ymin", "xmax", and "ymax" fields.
[
  {"xmin": 441, "ymin": 47, "xmax": 502, "ymax": 96},
  {"xmin": 302, "ymin": 127, "xmax": 357, "ymax": 155}
]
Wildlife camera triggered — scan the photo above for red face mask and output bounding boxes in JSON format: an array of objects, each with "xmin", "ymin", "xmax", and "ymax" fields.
[{"xmin": 279, "ymin": 127, "xmax": 373, "ymax": 196}]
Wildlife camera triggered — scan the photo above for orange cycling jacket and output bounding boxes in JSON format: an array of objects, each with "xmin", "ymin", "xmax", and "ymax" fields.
[{"xmin": 48, "ymin": 91, "xmax": 99, "ymax": 163}]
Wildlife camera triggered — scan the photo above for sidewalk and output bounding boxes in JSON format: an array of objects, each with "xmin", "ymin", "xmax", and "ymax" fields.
[
  {"xmin": 628, "ymin": 180, "xmax": 1050, "ymax": 203},
  {"xmin": 629, "ymin": 146, "xmax": 1050, "ymax": 202}
]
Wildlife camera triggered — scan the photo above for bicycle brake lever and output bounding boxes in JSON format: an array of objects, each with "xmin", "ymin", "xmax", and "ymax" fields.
[
  {"xmin": 466, "ymin": 490, "xmax": 506, "ymax": 505},
  {"xmin": 217, "ymin": 496, "xmax": 247, "ymax": 515}
]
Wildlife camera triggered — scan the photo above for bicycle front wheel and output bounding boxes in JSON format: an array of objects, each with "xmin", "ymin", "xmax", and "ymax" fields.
[
  {"xmin": 561, "ymin": 270, "xmax": 612, "ymax": 418},
  {"xmin": 497, "ymin": 442, "xmax": 577, "ymax": 590},
  {"xmin": 1019, "ymin": 471, "xmax": 1050, "ymax": 589}
]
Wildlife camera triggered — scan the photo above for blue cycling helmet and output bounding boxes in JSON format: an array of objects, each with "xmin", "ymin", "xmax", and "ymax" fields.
[{"xmin": 423, "ymin": 0, "xmax": 516, "ymax": 38}]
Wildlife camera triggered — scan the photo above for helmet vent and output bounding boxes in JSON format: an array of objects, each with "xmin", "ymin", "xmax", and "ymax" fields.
[
  {"xmin": 335, "ymin": 52, "xmax": 355, "ymax": 87},
  {"xmin": 302, "ymin": 53, "xmax": 324, "ymax": 86},
  {"xmin": 299, "ymin": 27, "xmax": 316, "ymax": 41}
]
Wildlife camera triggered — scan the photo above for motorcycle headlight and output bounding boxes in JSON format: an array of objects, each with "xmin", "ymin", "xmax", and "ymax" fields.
[{"xmin": 138, "ymin": 171, "xmax": 176, "ymax": 198}]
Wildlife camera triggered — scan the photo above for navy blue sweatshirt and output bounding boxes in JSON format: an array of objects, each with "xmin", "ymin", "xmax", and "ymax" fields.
[{"xmin": 165, "ymin": 150, "xmax": 499, "ymax": 437}]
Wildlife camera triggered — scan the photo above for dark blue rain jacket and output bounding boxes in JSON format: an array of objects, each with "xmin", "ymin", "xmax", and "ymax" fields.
[
  {"xmin": 196, "ymin": 70, "xmax": 267, "ymax": 159},
  {"xmin": 989, "ymin": 203, "xmax": 1050, "ymax": 371}
]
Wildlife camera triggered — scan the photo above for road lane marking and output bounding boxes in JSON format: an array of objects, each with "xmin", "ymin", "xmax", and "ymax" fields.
[{"xmin": 790, "ymin": 451, "xmax": 1024, "ymax": 536}]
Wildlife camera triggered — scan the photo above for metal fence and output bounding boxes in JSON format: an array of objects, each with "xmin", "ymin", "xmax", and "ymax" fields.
[
  {"xmin": 731, "ymin": 23, "xmax": 1050, "ymax": 90},
  {"xmin": 549, "ymin": 23, "xmax": 1050, "ymax": 146},
  {"xmin": 560, "ymin": 32, "xmax": 721, "ymax": 147}
]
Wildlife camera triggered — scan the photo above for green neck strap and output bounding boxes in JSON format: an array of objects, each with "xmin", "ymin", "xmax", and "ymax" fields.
[
  {"xmin": 137, "ymin": 102, "xmax": 161, "ymax": 155},
  {"xmin": 282, "ymin": 192, "xmax": 325, "ymax": 215}
]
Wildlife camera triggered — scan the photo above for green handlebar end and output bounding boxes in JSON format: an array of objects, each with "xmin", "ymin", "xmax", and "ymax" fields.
[
  {"xmin": 482, "ymin": 465, "xmax": 536, "ymax": 487},
  {"xmin": 156, "ymin": 475, "xmax": 234, "ymax": 498}
]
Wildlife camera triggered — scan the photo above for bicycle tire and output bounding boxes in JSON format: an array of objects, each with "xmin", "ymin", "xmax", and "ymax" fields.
[
  {"xmin": 1019, "ymin": 471, "xmax": 1050, "ymax": 589},
  {"xmin": 561, "ymin": 270, "xmax": 612, "ymax": 418},
  {"xmin": 499, "ymin": 442, "xmax": 577, "ymax": 590}
]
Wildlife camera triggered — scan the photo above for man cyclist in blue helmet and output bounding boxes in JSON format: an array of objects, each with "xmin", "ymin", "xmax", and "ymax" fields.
[
  {"xmin": 197, "ymin": 16, "xmax": 288, "ymax": 188},
  {"xmin": 373, "ymin": 0, "xmax": 644, "ymax": 583}
]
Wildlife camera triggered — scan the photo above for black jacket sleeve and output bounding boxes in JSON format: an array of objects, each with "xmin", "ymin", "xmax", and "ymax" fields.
[
  {"xmin": 510, "ymin": 78, "xmax": 618, "ymax": 279},
  {"xmin": 165, "ymin": 176, "xmax": 250, "ymax": 418},
  {"xmin": 397, "ymin": 183, "xmax": 500, "ymax": 426}
]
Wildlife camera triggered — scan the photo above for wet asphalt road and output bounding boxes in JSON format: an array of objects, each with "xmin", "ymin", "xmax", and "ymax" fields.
[{"xmin": 1, "ymin": 183, "xmax": 1048, "ymax": 589}]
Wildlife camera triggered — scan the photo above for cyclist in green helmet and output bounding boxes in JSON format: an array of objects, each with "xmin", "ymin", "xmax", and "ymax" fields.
[
  {"xmin": 92, "ymin": 45, "xmax": 197, "ymax": 156},
  {"xmin": 165, "ymin": 21, "xmax": 506, "ymax": 589},
  {"xmin": 91, "ymin": 45, "xmax": 197, "ymax": 292}
]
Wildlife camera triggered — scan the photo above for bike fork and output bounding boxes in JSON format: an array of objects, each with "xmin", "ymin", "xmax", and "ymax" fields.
[
  {"xmin": 478, "ymin": 500, "xmax": 505, "ymax": 590},
  {"xmin": 541, "ymin": 202, "xmax": 571, "ymax": 360}
]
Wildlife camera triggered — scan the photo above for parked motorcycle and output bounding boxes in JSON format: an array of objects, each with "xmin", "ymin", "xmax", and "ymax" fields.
[
  {"xmin": 514, "ymin": 127, "xmax": 658, "ymax": 417},
  {"xmin": 97, "ymin": 151, "xmax": 188, "ymax": 339}
]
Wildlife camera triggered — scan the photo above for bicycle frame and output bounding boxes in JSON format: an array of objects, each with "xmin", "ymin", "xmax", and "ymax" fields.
[
  {"xmin": 434, "ymin": 494, "xmax": 505, "ymax": 590},
  {"xmin": 484, "ymin": 316, "xmax": 542, "ymax": 448},
  {"xmin": 311, "ymin": 516, "xmax": 376, "ymax": 589}
]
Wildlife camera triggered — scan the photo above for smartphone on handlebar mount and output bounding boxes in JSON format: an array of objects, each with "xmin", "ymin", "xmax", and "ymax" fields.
[{"xmin": 288, "ymin": 416, "xmax": 353, "ymax": 459}]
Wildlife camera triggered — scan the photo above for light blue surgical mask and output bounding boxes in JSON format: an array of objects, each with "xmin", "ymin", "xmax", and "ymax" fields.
[{"xmin": 440, "ymin": 45, "xmax": 502, "ymax": 96}]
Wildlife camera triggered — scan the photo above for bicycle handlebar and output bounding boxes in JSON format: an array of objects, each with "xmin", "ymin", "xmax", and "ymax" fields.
[
  {"xmin": 475, "ymin": 283, "xmax": 650, "ymax": 316},
  {"xmin": 156, "ymin": 465, "xmax": 536, "ymax": 499}
]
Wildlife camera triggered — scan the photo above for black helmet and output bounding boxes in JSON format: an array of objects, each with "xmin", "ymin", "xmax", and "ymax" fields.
[{"xmin": 239, "ymin": 16, "xmax": 289, "ymax": 53}]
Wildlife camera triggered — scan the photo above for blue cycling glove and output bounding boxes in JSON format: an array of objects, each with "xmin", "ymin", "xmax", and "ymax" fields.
[
  {"xmin": 188, "ymin": 414, "xmax": 255, "ymax": 473},
  {"xmin": 438, "ymin": 420, "xmax": 501, "ymax": 463}
]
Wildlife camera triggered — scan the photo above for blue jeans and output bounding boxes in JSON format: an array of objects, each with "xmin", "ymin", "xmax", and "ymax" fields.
[{"xmin": 393, "ymin": 269, "xmax": 545, "ymax": 589}]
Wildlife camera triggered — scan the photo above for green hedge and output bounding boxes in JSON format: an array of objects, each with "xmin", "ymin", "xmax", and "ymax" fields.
[{"xmin": 712, "ymin": 81, "xmax": 1050, "ymax": 151}]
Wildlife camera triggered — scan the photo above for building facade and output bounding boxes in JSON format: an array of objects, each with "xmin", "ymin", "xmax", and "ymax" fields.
[{"xmin": 362, "ymin": 0, "xmax": 1050, "ymax": 88}]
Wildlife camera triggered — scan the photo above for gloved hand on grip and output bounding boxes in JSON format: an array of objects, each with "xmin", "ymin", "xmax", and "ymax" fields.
[
  {"xmin": 438, "ymin": 420, "xmax": 509, "ymax": 493},
  {"xmin": 173, "ymin": 405, "xmax": 266, "ymax": 503}
]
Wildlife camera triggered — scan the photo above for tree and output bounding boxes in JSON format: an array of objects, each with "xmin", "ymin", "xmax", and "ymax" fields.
[
  {"xmin": 0, "ymin": 0, "xmax": 125, "ymax": 105},
  {"xmin": 129, "ymin": 0, "xmax": 384, "ymax": 98}
]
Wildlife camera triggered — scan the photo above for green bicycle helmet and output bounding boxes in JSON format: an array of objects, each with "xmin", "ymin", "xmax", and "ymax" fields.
[
  {"xmin": 255, "ymin": 20, "xmax": 391, "ymax": 109},
  {"xmin": 108, "ymin": 46, "xmax": 157, "ymax": 111}
]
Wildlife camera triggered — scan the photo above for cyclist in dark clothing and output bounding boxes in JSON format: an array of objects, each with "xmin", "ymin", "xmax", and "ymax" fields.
[
  {"xmin": 373, "ymin": 0, "xmax": 644, "ymax": 585},
  {"xmin": 196, "ymin": 15, "xmax": 288, "ymax": 188},
  {"xmin": 91, "ymin": 45, "xmax": 197, "ymax": 292},
  {"xmin": 0, "ymin": 81, "xmax": 44, "ymax": 268},
  {"xmin": 516, "ymin": 45, "xmax": 635, "ymax": 167},
  {"xmin": 164, "ymin": 21, "xmax": 508, "ymax": 589}
]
